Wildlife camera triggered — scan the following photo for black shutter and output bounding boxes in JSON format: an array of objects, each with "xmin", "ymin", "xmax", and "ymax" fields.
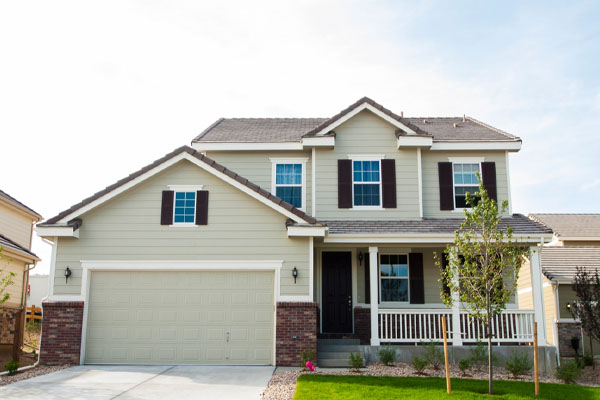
[
  {"xmin": 481, "ymin": 162, "xmax": 497, "ymax": 203},
  {"xmin": 441, "ymin": 253, "xmax": 451, "ymax": 296},
  {"xmin": 195, "ymin": 190, "xmax": 209, "ymax": 225},
  {"xmin": 438, "ymin": 162, "xmax": 454, "ymax": 210},
  {"xmin": 364, "ymin": 254, "xmax": 370, "ymax": 304},
  {"xmin": 160, "ymin": 190, "xmax": 174, "ymax": 225},
  {"xmin": 338, "ymin": 159, "xmax": 352, "ymax": 208},
  {"xmin": 409, "ymin": 253, "xmax": 425, "ymax": 304},
  {"xmin": 381, "ymin": 159, "xmax": 397, "ymax": 208}
]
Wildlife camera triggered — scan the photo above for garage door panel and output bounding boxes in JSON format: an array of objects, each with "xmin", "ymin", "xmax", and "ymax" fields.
[{"xmin": 85, "ymin": 270, "xmax": 274, "ymax": 365}]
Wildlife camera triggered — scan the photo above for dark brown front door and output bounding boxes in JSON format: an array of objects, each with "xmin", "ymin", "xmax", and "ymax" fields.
[{"xmin": 322, "ymin": 251, "xmax": 352, "ymax": 333}]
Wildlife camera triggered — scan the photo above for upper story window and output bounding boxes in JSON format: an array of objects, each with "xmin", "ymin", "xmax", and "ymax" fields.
[
  {"xmin": 173, "ymin": 191, "xmax": 196, "ymax": 223},
  {"xmin": 353, "ymin": 160, "xmax": 381, "ymax": 207},
  {"xmin": 271, "ymin": 158, "xmax": 307, "ymax": 210},
  {"xmin": 380, "ymin": 254, "xmax": 409, "ymax": 302},
  {"xmin": 453, "ymin": 163, "xmax": 481, "ymax": 208}
]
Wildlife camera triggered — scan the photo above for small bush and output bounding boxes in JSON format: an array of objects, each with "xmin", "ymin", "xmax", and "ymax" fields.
[
  {"xmin": 423, "ymin": 341, "xmax": 443, "ymax": 370},
  {"xmin": 412, "ymin": 356, "xmax": 428, "ymax": 375},
  {"xmin": 582, "ymin": 354, "xmax": 594, "ymax": 367},
  {"xmin": 555, "ymin": 361, "xmax": 582, "ymax": 384},
  {"xmin": 505, "ymin": 351, "xmax": 533, "ymax": 378},
  {"xmin": 377, "ymin": 347, "xmax": 396, "ymax": 366},
  {"xmin": 468, "ymin": 340, "xmax": 499, "ymax": 370},
  {"xmin": 458, "ymin": 359, "xmax": 471, "ymax": 375},
  {"xmin": 300, "ymin": 349, "xmax": 315, "ymax": 369},
  {"xmin": 348, "ymin": 352, "xmax": 364, "ymax": 371},
  {"xmin": 4, "ymin": 360, "xmax": 19, "ymax": 376}
]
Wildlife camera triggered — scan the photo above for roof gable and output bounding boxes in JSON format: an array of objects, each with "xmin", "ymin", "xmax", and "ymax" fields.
[
  {"xmin": 0, "ymin": 189, "xmax": 42, "ymax": 221},
  {"xmin": 41, "ymin": 146, "xmax": 316, "ymax": 226}
]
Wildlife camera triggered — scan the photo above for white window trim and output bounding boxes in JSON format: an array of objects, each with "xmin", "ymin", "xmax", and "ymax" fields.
[
  {"xmin": 379, "ymin": 252, "xmax": 411, "ymax": 306},
  {"xmin": 450, "ymin": 159, "xmax": 483, "ymax": 211},
  {"xmin": 270, "ymin": 158, "xmax": 307, "ymax": 211},
  {"xmin": 351, "ymin": 157, "xmax": 383, "ymax": 209},
  {"xmin": 172, "ymin": 190, "xmax": 197, "ymax": 227},
  {"xmin": 167, "ymin": 184, "xmax": 204, "ymax": 191}
]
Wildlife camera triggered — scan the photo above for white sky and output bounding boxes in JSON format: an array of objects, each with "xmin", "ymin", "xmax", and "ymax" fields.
[{"xmin": 1, "ymin": 1, "xmax": 599, "ymax": 275}]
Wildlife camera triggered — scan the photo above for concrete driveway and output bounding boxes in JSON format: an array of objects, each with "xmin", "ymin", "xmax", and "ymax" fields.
[{"xmin": 0, "ymin": 365, "xmax": 274, "ymax": 400}]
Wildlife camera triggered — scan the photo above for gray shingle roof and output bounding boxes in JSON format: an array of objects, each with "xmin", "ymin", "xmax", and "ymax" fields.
[
  {"xmin": 42, "ymin": 146, "xmax": 317, "ymax": 226},
  {"xmin": 0, "ymin": 234, "xmax": 39, "ymax": 260},
  {"xmin": 541, "ymin": 247, "xmax": 600, "ymax": 282},
  {"xmin": 192, "ymin": 97, "xmax": 520, "ymax": 144},
  {"xmin": 0, "ymin": 189, "xmax": 42, "ymax": 220},
  {"xmin": 529, "ymin": 214, "xmax": 600, "ymax": 239},
  {"xmin": 322, "ymin": 214, "xmax": 552, "ymax": 235}
]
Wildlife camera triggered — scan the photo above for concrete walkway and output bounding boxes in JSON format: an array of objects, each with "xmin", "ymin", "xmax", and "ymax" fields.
[{"xmin": 0, "ymin": 365, "xmax": 275, "ymax": 400}]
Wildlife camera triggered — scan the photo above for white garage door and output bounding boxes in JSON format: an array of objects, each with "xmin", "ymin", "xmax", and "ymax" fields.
[{"xmin": 84, "ymin": 270, "xmax": 274, "ymax": 365}]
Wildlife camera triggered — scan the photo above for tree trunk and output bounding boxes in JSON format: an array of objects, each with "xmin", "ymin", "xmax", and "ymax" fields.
[{"xmin": 487, "ymin": 294, "xmax": 493, "ymax": 395}]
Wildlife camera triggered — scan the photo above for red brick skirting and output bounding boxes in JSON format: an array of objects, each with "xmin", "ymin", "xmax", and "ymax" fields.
[
  {"xmin": 276, "ymin": 302, "xmax": 318, "ymax": 366},
  {"xmin": 40, "ymin": 301, "xmax": 84, "ymax": 365},
  {"xmin": 354, "ymin": 307, "xmax": 371, "ymax": 345}
]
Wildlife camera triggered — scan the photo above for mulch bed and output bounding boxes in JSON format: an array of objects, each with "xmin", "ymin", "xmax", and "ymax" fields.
[
  {"xmin": 261, "ymin": 362, "xmax": 600, "ymax": 400},
  {"xmin": 0, "ymin": 364, "xmax": 72, "ymax": 386}
]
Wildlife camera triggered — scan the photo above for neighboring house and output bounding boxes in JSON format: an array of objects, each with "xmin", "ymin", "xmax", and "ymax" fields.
[
  {"xmin": 518, "ymin": 214, "xmax": 600, "ymax": 358},
  {"xmin": 27, "ymin": 274, "xmax": 49, "ymax": 311},
  {"xmin": 0, "ymin": 190, "xmax": 42, "ymax": 351},
  {"xmin": 36, "ymin": 97, "xmax": 552, "ymax": 367}
]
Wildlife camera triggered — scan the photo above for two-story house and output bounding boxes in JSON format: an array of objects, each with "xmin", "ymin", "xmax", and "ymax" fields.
[
  {"xmin": 0, "ymin": 190, "xmax": 41, "ymax": 355},
  {"xmin": 518, "ymin": 214, "xmax": 600, "ymax": 359},
  {"xmin": 36, "ymin": 97, "xmax": 552, "ymax": 367}
]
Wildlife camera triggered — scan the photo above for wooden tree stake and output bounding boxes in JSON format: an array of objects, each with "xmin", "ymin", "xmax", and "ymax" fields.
[
  {"xmin": 442, "ymin": 316, "xmax": 451, "ymax": 394},
  {"xmin": 534, "ymin": 321, "xmax": 539, "ymax": 396}
]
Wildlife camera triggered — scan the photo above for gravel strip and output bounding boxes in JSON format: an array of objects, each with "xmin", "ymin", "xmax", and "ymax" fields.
[
  {"xmin": 261, "ymin": 362, "xmax": 599, "ymax": 400},
  {"xmin": 0, "ymin": 365, "xmax": 72, "ymax": 387}
]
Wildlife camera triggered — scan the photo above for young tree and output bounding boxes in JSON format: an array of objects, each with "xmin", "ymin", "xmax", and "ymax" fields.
[
  {"xmin": 435, "ymin": 175, "xmax": 527, "ymax": 395},
  {"xmin": 0, "ymin": 246, "xmax": 16, "ymax": 305},
  {"xmin": 571, "ymin": 267, "xmax": 600, "ymax": 362}
]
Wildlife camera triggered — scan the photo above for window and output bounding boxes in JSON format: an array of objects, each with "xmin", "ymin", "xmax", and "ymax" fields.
[
  {"xmin": 173, "ymin": 191, "xmax": 196, "ymax": 223},
  {"xmin": 380, "ymin": 254, "xmax": 409, "ymax": 302},
  {"xmin": 453, "ymin": 163, "xmax": 481, "ymax": 208},
  {"xmin": 271, "ymin": 158, "xmax": 307, "ymax": 210},
  {"xmin": 353, "ymin": 160, "xmax": 381, "ymax": 207}
]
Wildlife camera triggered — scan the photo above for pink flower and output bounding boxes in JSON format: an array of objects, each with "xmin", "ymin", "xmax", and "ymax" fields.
[{"xmin": 306, "ymin": 361, "xmax": 315, "ymax": 371}]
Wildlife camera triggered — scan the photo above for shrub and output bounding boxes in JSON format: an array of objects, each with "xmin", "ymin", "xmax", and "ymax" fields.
[
  {"xmin": 349, "ymin": 352, "xmax": 364, "ymax": 371},
  {"xmin": 377, "ymin": 347, "xmax": 396, "ymax": 366},
  {"xmin": 412, "ymin": 356, "xmax": 428, "ymax": 375},
  {"xmin": 4, "ymin": 360, "xmax": 19, "ymax": 376},
  {"xmin": 300, "ymin": 349, "xmax": 315, "ymax": 369},
  {"xmin": 582, "ymin": 354, "xmax": 594, "ymax": 367},
  {"xmin": 423, "ymin": 341, "xmax": 443, "ymax": 370},
  {"xmin": 468, "ymin": 340, "xmax": 499, "ymax": 370},
  {"xmin": 505, "ymin": 351, "xmax": 533, "ymax": 378},
  {"xmin": 555, "ymin": 361, "xmax": 582, "ymax": 384},
  {"xmin": 458, "ymin": 359, "xmax": 471, "ymax": 375}
]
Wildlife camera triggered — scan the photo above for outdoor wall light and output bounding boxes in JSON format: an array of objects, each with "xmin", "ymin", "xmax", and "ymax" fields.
[
  {"xmin": 358, "ymin": 252, "xmax": 364, "ymax": 266},
  {"xmin": 65, "ymin": 266, "xmax": 72, "ymax": 284},
  {"xmin": 566, "ymin": 302, "xmax": 571, "ymax": 312},
  {"xmin": 292, "ymin": 267, "xmax": 298, "ymax": 284}
]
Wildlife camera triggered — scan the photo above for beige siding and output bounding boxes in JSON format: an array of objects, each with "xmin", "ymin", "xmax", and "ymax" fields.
[
  {"xmin": 561, "ymin": 240, "xmax": 600, "ymax": 246},
  {"xmin": 0, "ymin": 256, "xmax": 26, "ymax": 308},
  {"xmin": 421, "ymin": 150, "xmax": 510, "ymax": 218},
  {"xmin": 543, "ymin": 277, "xmax": 556, "ymax": 345},
  {"xmin": 53, "ymin": 160, "xmax": 310, "ymax": 297},
  {"xmin": 315, "ymin": 110, "xmax": 420, "ymax": 220},
  {"xmin": 206, "ymin": 150, "xmax": 313, "ymax": 215},
  {"xmin": 517, "ymin": 259, "xmax": 534, "ymax": 310},
  {"xmin": 0, "ymin": 204, "xmax": 33, "ymax": 250}
]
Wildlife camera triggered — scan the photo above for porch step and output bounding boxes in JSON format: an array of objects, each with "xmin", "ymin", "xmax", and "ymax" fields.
[
  {"xmin": 317, "ymin": 339, "xmax": 364, "ymax": 368},
  {"xmin": 318, "ymin": 344, "xmax": 362, "ymax": 352},
  {"xmin": 318, "ymin": 358, "xmax": 357, "ymax": 368},
  {"xmin": 317, "ymin": 338, "xmax": 360, "ymax": 346},
  {"xmin": 318, "ymin": 351, "xmax": 364, "ymax": 360}
]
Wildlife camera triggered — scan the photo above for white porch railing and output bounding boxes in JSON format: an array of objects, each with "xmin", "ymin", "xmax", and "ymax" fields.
[{"xmin": 378, "ymin": 309, "xmax": 535, "ymax": 344}]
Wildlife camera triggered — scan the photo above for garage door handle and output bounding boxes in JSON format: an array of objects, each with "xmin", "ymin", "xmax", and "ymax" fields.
[{"xmin": 226, "ymin": 331, "xmax": 230, "ymax": 343}]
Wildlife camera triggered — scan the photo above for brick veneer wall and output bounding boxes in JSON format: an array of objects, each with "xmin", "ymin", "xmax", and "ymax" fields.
[
  {"xmin": 40, "ymin": 301, "xmax": 84, "ymax": 365},
  {"xmin": 0, "ymin": 308, "xmax": 18, "ymax": 345},
  {"xmin": 276, "ymin": 302, "xmax": 318, "ymax": 366},
  {"xmin": 557, "ymin": 321, "xmax": 581, "ymax": 358},
  {"xmin": 354, "ymin": 307, "xmax": 371, "ymax": 345}
]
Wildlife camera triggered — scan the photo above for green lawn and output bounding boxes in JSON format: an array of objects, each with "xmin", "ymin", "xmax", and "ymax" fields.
[{"xmin": 293, "ymin": 375, "xmax": 600, "ymax": 400}]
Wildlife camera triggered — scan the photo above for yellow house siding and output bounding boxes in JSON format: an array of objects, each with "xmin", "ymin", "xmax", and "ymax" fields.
[
  {"xmin": 421, "ymin": 150, "xmax": 510, "ymax": 218},
  {"xmin": 0, "ymin": 256, "xmax": 26, "ymax": 308},
  {"xmin": 543, "ymin": 277, "xmax": 556, "ymax": 345},
  {"xmin": 517, "ymin": 259, "xmax": 534, "ymax": 310},
  {"xmin": 52, "ymin": 160, "xmax": 310, "ymax": 297},
  {"xmin": 0, "ymin": 204, "xmax": 33, "ymax": 250},
  {"xmin": 315, "ymin": 110, "xmax": 420, "ymax": 220}
]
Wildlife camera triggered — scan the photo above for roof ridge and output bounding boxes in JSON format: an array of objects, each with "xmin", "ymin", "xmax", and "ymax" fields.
[{"xmin": 465, "ymin": 115, "xmax": 521, "ymax": 141}]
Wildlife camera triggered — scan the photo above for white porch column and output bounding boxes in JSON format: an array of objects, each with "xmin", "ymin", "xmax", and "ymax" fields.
[
  {"xmin": 529, "ymin": 245, "xmax": 547, "ymax": 346},
  {"xmin": 449, "ymin": 249, "xmax": 463, "ymax": 345},
  {"xmin": 369, "ymin": 246, "xmax": 380, "ymax": 346}
]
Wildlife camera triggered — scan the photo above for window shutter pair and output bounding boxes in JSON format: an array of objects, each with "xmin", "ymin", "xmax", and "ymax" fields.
[
  {"xmin": 337, "ymin": 159, "xmax": 396, "ymax": 208},
  {"xmin": 160, "ymin": 190, "xmax": 209, "ymax": 225},
  {"xmin": 438, "ymin": 161, "xmax": 497, "ymax": 210}
]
